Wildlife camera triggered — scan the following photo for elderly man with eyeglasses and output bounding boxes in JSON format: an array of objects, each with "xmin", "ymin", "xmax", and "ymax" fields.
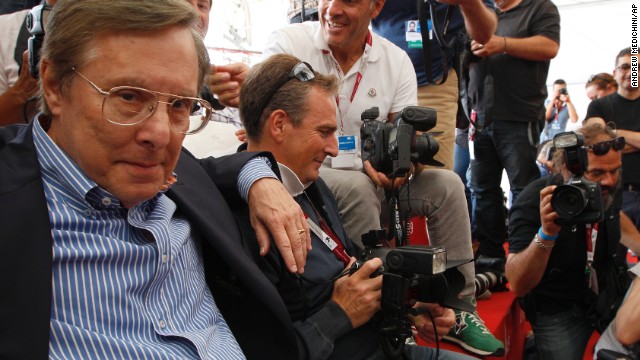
[
  {"xmin": 0, "ymin": 0, "xmax": 318, "ymax": 359},
  {"xmin": 506, "ymin": 124, "xmax": 637, "ymax": 360}
]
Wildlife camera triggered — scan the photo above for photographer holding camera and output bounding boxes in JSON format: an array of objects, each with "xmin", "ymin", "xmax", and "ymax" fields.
[
  {"xmin": 506, "ymin": 124, "xmax": 631, "ymax": 360},
  {"xmin": 0, "ymin": 1, "xmax": 52, "ymax": 125},
  {"xmin": 229, "ymin": 53, "xmax": 474, "ymax": 360},
  {"xmin": 540, "ymin": 79, "xmax": 579, "ymax": 143},
  {"xmin": 211, "ymin": 1, "xmax": 502, "ymax": 354}
]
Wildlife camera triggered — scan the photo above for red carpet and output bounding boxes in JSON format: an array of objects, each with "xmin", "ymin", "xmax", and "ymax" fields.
[
  {"xmin": 407, "ymin": 216, "xmax": 623, "ymax": 359},
  {"xmin": 416, "ymin": 290, "xmax": 530, "ymax": 359}
]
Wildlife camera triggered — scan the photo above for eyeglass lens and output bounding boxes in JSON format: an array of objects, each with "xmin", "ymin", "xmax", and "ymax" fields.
[
  {"xmin": 103, "ymin": 87, "xmax": 211, "ymax": 134},
  {"xmin": 290, "ymin": 62, "xmax": 315, "ymax": 82},
  {"xmin": 588, "ymin": 137, "xmax": 625, "ymax": 155}
]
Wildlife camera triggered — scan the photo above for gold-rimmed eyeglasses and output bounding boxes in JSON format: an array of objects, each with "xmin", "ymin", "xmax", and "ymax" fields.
[{"xmin": 73, "ymin": 68, "xmax": 212, "ymax": 135}]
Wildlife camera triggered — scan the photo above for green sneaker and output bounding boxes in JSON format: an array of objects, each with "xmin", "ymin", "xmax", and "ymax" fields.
[{"xmin": 443, "ymin": 310, "xmax": 505, "ymax": 356}]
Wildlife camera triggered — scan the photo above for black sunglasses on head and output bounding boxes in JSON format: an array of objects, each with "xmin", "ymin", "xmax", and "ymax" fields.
[
  {"xmin": 256, "ymin": 62, "xmax": 316, "ymax": 117},
  {"xmin": 585, "ymin": 137, "xmax": 625, "ymax": 155}
]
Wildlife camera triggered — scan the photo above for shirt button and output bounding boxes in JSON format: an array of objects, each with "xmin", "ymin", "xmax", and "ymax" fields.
[
  {"xmin": 101, "ymin": 197, "xmax": 112, "ymax": 206},
  {"xmin": 159, "ymin": 319, "xmax": 166, "ymax": 328},
  {"xmin": 162, "ymin": 254, "xmax": 168, "ymax": 264},
  {"xmin": 83, "ymin": 209, "xmax": 92, "ymax": 217}
]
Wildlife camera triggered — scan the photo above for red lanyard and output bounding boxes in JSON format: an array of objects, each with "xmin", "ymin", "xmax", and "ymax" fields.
[
  {"xmin": 305, "ymin": 213, "xmax": 351, "ymax": 266},
  {"xmin": 334, "ymin": 31, "xmax": 372, "ymax": 106}
]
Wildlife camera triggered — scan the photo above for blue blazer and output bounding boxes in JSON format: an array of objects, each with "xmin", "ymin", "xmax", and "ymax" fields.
[{"xmin": 0, "ymin": 123, "xmax": 299, "ymax": 359}]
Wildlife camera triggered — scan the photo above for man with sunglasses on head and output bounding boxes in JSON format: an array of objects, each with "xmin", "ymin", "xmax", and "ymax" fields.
[
  {"xmin": 506, "ymin": 125, "xmax": 634, "ymax": 360},
  {"xmin": 211, "ymin": 2, "xmax": 501, "ymax": 355},
  {"xmin": 0, "ymin": 1, "xmax": 317, "ymax": 358},
  {"xmin": 585, "ymin": 47, "xmax": 640, "ymax": 239},
  {"xmin": 229, "ymin": 52, "xmax": 474, "ymax": 360}
]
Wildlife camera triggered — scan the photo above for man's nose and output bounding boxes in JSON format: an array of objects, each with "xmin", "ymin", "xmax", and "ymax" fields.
[
  {"xmin": 137, "ymin": 101, "xmax": 174, "ymax": 149},
  {"xmin": 326, "ymin": 135, "xmax": 339, "ymax": 157},
  {"xmin": 325, "ymin": 0, "xmax": 344, "ymax": 17},
  {"xmin": 600, "ymin": 171, "xmax": 618, "ymax": 188}
]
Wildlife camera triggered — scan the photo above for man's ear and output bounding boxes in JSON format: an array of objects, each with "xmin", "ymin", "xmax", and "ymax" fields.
[
  {"xmin": 40, "ymin": 59, "xmax": 63, "ymax": 116},
  {"xmin": 371, "ymin": 0, "xmax": 386, "ymax": 19},
  {"xmin": 267, "ymin": 109, "xmax": 289, "ymax": 144}
]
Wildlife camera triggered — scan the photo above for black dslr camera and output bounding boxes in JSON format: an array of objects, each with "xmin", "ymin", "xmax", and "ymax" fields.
[
  {"xmin": 361, "ymin": 106, "xmax": 443, "ymax": 178},
  {"xmin": 26, "ymin": 3, "xmax": 52, "ymax": 78},
  {"xmin": 556, "ymin": 88, "xmax": 568, "ymax": 101},
  {"xmin": 550, "ymin": 132, "xmax": 604, "ymax": 225},
  {"xmin": 359, "ymin": 231, "xmax": 472, "ymax": 358}
]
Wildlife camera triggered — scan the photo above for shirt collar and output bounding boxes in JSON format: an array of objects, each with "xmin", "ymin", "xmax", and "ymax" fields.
[
  {"xmin": 313, "ymin": 22, "xmax": 380, "ymax": 64},
  {"xmin": 277, "ymin": 162, "xmax": 311, "ymax": 197},
  {"xmin": 32, "ymin": 115, "xmax": 177, "ymax": 210}
]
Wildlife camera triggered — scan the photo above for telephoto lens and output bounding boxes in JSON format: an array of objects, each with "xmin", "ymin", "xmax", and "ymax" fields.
[{"xmin": 474, "ymin": 270, "xmax": 507, "ymax": 299}]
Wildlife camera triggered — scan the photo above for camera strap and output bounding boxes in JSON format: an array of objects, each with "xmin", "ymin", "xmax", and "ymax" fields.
[{"xmin": 417, "ymin": 0, "xmax": 455, "ymax": 85}]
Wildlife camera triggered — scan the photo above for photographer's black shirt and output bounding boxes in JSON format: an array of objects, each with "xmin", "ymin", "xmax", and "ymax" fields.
[
  {"xmin": 508, "ymin": 175, "xmax": 620, "ymax": 308},
  {"xmin": 585, "ymin": 93, "xmax": 640, "ymax": 186},
  {"xmin": 468, "ymin": 0, "xmax": 560, "ymax": 124}
]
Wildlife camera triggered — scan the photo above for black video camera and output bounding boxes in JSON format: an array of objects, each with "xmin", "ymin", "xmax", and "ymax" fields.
[
  {"xmin": 550, "ymin": 132, "xmax": 604, "ymax": 225},
  {"xmin": 26, "ymin": 3, "xmax": 52, "ymax": 78},
  {"xmin": 359, "ymin": 230, "xmax": 472, "ymax": 358},
  {"xmin": 360, "ymin": 106, "xmax": 443, "ymax": 178}
]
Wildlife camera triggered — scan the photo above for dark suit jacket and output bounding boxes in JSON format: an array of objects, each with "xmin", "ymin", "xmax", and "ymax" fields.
[{"xmin": 0, "ymin": 123, "xmax": 299, "ymax": 359}]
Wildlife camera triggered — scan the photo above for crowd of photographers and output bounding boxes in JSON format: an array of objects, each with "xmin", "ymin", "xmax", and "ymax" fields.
[{"xmin": 1, "ymin": 0, "xmax": 640, "ymax": 359}]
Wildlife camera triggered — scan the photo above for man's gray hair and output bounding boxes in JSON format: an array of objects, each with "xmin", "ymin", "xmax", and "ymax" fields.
[{"xmin": 39, "ymin": 0, "xmax": 209, "ymax": 114}]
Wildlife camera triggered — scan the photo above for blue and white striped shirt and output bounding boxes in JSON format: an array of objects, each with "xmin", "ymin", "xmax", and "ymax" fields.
[{"xmin": 32, "ymin": 120, "xmax": 253, "ymax": 359}]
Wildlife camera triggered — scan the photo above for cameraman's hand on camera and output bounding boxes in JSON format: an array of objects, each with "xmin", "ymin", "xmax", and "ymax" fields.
[
  {"xmin": 506, "ymin": 185, "xmax": 560, "ymax": 296},
  {"xmin": 331, "ymin": 257, "xmax": 383, "ymax": 329},
  {"xmin": 363, "ymin": 160, "xmax": 409, "ymax": 190},
  {"xmin": 540, "ymin": 185, "xmax": 561, "ymax": 237},
  {"xmin": 410, "ymin": 303, "xmax": 455, "ymax": 343},
  {"xmin": 207, "ymin": 63, "xmax": 249, "ymax": 108},
  {"xmin": 0, "ymin": 51, "xmax": 39, "ymax": 125}
]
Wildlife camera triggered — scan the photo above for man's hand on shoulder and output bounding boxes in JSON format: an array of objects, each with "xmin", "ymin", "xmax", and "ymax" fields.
[{"xmin": 248, "ymin": 177, "xmax": 311, "ymax": 274}]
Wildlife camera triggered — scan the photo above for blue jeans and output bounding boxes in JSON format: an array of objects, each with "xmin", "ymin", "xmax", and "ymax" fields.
[
  {"xmin": 530, "ymin": 305, "xmax": 594, "ymax": 360},
  {"xmin": 368, "ymin": 344, "xmax": 477, "ymax": 360},
  {"xmin": 454, "ymin": 128, "xmax": 472, "ymax": 219},
  {"xmin": 470, "ymin": 120, "xmax": 540, "ymax": 258}
]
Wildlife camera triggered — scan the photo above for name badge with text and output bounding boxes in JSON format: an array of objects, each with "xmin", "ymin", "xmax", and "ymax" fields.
[{"xmin": 331, "ymin": 135, "xmax": 357, "ymax": 169}]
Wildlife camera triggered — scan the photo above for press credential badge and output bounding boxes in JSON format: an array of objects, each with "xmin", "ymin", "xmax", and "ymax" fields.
[{"xmin": 331, "ymin": 135, "xmax": 357, "ymax": 169}]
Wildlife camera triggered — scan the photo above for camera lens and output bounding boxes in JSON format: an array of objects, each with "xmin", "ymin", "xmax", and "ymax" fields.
[
  {"xmin": 551, "ymin": 185, "xmax": 588, "ymax": 217},
  {"xmin": 413, "ymin": 133, "xmax": 439, "ymax": 163}
]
